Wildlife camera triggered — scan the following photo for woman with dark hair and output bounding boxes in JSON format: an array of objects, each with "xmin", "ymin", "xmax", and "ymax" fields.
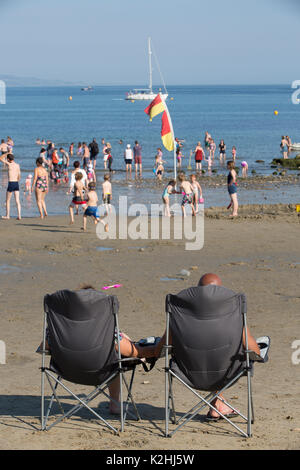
[
  {"xmin": 32, "ymin": 157, "xmax": 49, "ymax": 218},
  {"xmin": 227, "ymin": 160, "xmax": 238, "ymax": 217}
]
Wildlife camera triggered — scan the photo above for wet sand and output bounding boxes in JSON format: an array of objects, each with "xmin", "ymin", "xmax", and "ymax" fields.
[{"xmin": 0, "ymin": 205, "xmax": 299, "ymax": 450}]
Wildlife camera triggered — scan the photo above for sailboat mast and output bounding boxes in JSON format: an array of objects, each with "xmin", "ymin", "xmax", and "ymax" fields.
[{"xmin": 148, "ymin": 37, "xmax": 153, "ymax": 92}]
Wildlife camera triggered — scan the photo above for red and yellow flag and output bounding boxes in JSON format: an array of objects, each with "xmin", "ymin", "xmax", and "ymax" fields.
[
  {"xmin": 144, "ymin": 94, "xmax": 165, "ymax": 121},
  {"xmin": 161, "ymin": 111, "xmax": 174, "ymax": 151}
]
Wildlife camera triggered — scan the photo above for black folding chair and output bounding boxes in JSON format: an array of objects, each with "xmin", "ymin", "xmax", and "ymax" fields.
[
  {"xmin": 40, "ymin": 288, "xmax": 143, "ymax": 434},
  {"xmin": 164, "ymin": 285, "xmax": 270, "ymax": 438}
]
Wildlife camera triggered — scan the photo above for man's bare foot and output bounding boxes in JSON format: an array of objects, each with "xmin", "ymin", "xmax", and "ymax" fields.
[
  {"xmin": 81, "ymin": 227, "xmax": 86, "ymax": 231},
  {"xmin": 16, "ymin": 217, "xmax": 21, "ymax": 220},
  {"xmin": 69, "ymin": 221, "xmax": 74, "ymax": 225},
  {"xmin": 2, "ymin": 216, "xmax": 10, "ymax": 219},
  {"xmin": 206, "ymin": 397, "xmax": 238, "ymax": 420}
]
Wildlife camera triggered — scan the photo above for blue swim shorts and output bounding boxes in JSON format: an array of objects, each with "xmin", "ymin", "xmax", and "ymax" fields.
[
  {"xmin": 7, "ymin": 181, "xmax": 19, "ymax": 192},
  {"xmin": 84, "ymin": 206, "xmax": 100, "ymax": 218}
]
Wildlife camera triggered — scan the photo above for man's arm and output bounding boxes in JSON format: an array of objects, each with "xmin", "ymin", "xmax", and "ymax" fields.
[{"xmin": 243, "ymin": 327, "xmax": 260, "ymax": 355}]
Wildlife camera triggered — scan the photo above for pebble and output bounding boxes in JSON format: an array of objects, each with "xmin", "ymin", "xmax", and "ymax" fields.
[
  {"xmin": 142, "ymin": 381, "xmax": 150, "ymax": 385},
  {"xmin": 179, "ymin": 269, "xmax": 191, "ymax": 277}
]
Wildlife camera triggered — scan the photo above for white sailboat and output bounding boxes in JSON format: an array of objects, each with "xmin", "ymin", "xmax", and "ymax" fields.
[{"xmin": 126, "ymin": 38, "xmax": 168, "ymax": 101}]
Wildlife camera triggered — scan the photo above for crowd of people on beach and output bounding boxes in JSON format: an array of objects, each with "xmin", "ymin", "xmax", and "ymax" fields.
[{"xmin": 3, "ymin": 129, "xmax": 291, "ymax": 223}]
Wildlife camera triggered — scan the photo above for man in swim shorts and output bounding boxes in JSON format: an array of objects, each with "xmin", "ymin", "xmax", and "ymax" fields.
[{"xmin": 0, "ymin": 152, "xmax": 22, "ymax": 219}]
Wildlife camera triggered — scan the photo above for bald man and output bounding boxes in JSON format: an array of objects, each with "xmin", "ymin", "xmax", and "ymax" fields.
[{"xmin": 111, "ymin": 273, "xmax": 260, "ymax": 417}]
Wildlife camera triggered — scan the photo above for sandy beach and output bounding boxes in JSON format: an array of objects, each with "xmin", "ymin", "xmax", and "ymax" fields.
[{"xmin": 0, "ymin": 204, "xmax": 299, "ymax": 450}]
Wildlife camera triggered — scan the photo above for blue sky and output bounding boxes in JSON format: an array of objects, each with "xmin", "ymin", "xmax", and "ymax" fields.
[{"xmin": 0, "ymin": 0, "xmax": 300, "ymax": 85}]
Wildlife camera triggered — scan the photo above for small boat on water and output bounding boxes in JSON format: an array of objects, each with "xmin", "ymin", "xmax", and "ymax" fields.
[
  {"xmin": 81, "ymin": 86, "xmax": 94, "ymax": 92},
  {"xmin": 290, "ymin": 142, "xmax": 300, "ymax": 150},
  {"xmin": 126, "ymin": 38, "xmax": 168, "ymax": 101}
]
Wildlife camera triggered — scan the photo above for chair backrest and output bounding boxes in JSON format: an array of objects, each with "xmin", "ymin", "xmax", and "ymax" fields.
[
  {"xmin": 44, "ymin": 288, "xmax": 119, "ymax": 386},
  {"xmin": 166, "ymin": 285, "xmax": 245, "ymax": 391}
]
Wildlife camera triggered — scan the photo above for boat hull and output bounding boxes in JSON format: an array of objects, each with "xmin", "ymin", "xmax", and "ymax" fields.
[{"xmin": 126, "ymin": 93, "xmax": 168, "ymax": 101}]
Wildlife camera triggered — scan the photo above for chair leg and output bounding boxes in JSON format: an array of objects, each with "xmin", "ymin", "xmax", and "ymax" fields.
[
  {"xmin": 165, "ymin": 369, "xmax": 170, "ymax": 437},
  {"xmin": 123, "ymin": 369, "xmax": 141, "ymax": 422},
  {"xmin": 247, "ymin": 370, "xmax": 253, "ymax": 437},
  {"xmin": 168, "ymin": 375, "xmax": 176, "ymax": 424},
  {"xmin": 119, "ymin": 371, "xmax": 124, "ymax": 433},
  {"xmin": 41, "ymin": 368, "xmax": 45, "ymax": 430}
]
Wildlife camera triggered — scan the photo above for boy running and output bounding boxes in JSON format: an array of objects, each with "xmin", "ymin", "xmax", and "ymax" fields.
[{"xmin": 83, "ymin": 182, "xmax": 108, "ymax": 232}]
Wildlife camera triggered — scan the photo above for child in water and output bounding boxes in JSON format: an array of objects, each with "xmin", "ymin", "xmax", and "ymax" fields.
[
  {"xmin": 24, "ymin": 174, "xmax": 33, "ymax": 194},
  {"xmin": 156, "ymin": 161, "xmax": 164, "ymax": 181},
  {"xmin": 178, "ymin": 173, "xmax": 196, "ymax": 217},
  {"xmin": 241, "ymin": 161, "xmax": 248, "ymax": 178},
  {"xmin": 102, "ymin": 174, "xmax": 112, "ymax": 215},
  {"xmin": 83, "ymin": 181, "xmax": 108, "ymax": 232},
  {"xmin": 162, "ymin": 180, "xmax": 177, "ymax": 217},
  {"xmin": 232, "ymin": 146, "xmax": 237, "ymax": 162},
  {"xmin": 190, "ymin": 174, "xmax": 203, "ymax": 214},
  {"xmin": 87, "ymin": 162, "xmax": 96, "ymax": 183}
]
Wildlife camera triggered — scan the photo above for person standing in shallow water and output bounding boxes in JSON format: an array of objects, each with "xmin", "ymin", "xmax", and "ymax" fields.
[
  {"xmin": 0, "ymin": 152, "xmax": 22, "ymax": 220},
  {"xmin": 32, "ymin": 157, "xmax": 49, "ymax": 219},
  {"xmin": 133, "ymin": 140, "xmax": 142, "ymax": 175},
  {"xmin": 227, "ymin": 160, "xmax": 238, "ymax": 217}
]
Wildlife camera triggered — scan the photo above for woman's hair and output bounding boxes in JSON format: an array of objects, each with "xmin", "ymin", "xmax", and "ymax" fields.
[
  {"xmin": 88, "ymin": 182, "xmax": 96, "ymax": 190},
  {"xmin": 36, "ymin": 157, "xmax": 43, "ymax": 165},
  {"xmin": 190, "ymin": 174, "xmax": 196, "ymax": 180},
  {"xmin": 73, "ymin": 160, "xmax": 80, "ymax": 168},
  {"xmin": 168, "ymin": 179, "xmax": 176, "ymax": 186},
  {"xmin": 177, "ymin": 172, "xmax": 186, "ymax": 182},
  {"xmin": 227, "ymin": 160, "xmax": 235, "ymax": 170}
]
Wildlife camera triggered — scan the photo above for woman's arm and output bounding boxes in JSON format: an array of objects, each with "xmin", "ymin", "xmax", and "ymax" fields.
[{"xmin": 32, "ymin": 168, "xmax": 38, "ymax": 191}]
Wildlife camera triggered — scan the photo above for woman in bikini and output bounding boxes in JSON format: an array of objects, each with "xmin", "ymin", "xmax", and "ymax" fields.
[{"xmin": 32, "ymin": 157, "xmax": 49, "ymax": 218}]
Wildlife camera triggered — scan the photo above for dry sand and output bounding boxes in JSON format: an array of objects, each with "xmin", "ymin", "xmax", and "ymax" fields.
[{"xmin": 0, "ymin": 204, "xmax": 299, "ymax": 450}]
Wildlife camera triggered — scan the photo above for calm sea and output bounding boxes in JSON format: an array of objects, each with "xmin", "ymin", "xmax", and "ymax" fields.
[{"xmin": 0, "ymin": 85, "xmax": 299, "ymax": 216}]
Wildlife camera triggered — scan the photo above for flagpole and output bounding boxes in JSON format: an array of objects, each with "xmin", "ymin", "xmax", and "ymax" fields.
[{"xmin": 160, "ymin": 93, "xmax": 176, "ymax": 181}]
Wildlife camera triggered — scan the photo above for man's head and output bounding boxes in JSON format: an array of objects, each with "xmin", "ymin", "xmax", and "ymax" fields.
[
  {"xmin": 73, "ymin": 160, "xmax": 80, "ymax": 169},
  {"xmin": 198, "ymin": 273, "xmax": 222, "ymax": 287},
  {"xmin": 7, "ymin": 154, "xmax": 14, "ymax": 162}
]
